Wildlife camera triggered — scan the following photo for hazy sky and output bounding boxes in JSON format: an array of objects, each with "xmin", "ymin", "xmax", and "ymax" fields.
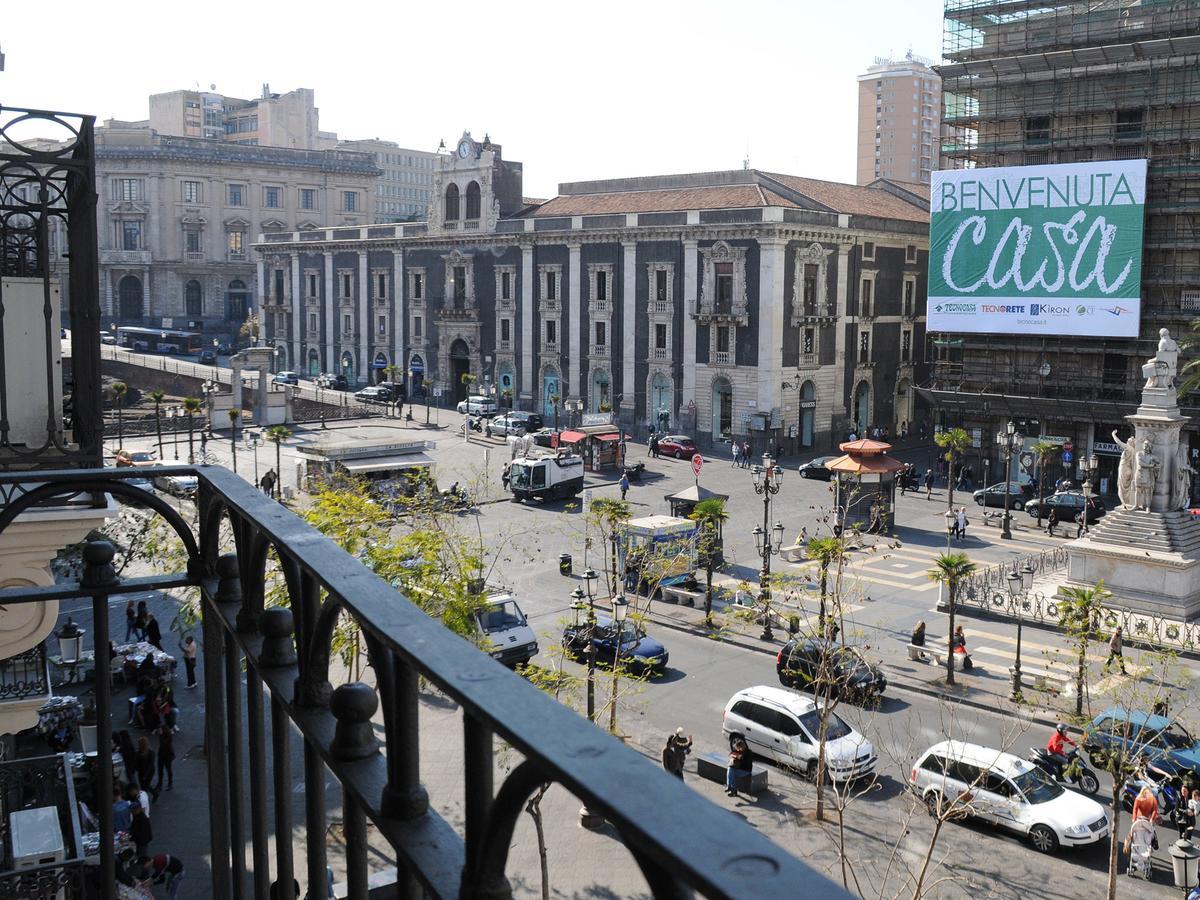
[{"xmin": 2, "ymin": 0, "xmax": 944, "ymax": 197}]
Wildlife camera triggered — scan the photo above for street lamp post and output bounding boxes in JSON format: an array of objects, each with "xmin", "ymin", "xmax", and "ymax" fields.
[
  {"xmin": 169, "ymin": 408, "xmax": 180, "ymax": 461},
  {"xmin": 608, "ymin": 594, "xmax": 629, "ymax": 734},
  {"xmin": 212, "ymin": 337, "xmax": 219, "ymax": 369},
  {"xmin": 1007, "ymin": 561, "xmax": 1035, "ymax": 701},
  {"xmin": 750, "ymin": 455, "xmax": 785, "ymax": 641},
  {"xmin": 1081, "ymin": 455, "xmax": 1099, "ymax": 535},
  {"xmin": 1000, "ymin": 420, "xmax": 1021, "ymax": 541},
  {"xmin": 574, "ymin": 567, "xmax": 606, "ymax": 828},
  {"xmin": 246, "ymin": 430, "xmax": 261, "ymax": 485}
]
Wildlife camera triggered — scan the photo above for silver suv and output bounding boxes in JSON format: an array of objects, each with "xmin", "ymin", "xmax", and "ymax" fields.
[
  {"xmin": 721, "ymin": 685, "xmax": 875, "ymax": 782},
  {"xmin": 456, "ymin": 395, "xmax": 498, "ymax": 416}
]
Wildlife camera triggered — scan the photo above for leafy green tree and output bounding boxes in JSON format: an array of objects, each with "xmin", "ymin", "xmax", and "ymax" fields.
[
  {"xmin": 1058, "ymin": 580, "xmax": 1111, "ymax": 717},
  {"xmin": 933, "ymin": 426, "xmax": 971, "ymax": 510},
  {"xmin": 689, "ymin": 497, "xmax": 728, "ymax": 627},
  {"xmin": 148, "ymin": 390, "xmax": 166, "ymax": 459},
  {"xmin": 1030, "ymin": 440, "xmax": 1058, "ymax": 527},
  {"xmin": 589, "ymin": 497, "xmax": 632, "ymax": 598},
  {"xmin": 806, "ymin": 536, "xmax": 846, "ymax": 635},
  {"xmin": 926, "ymin": 552, "xmax": 976, "ymax": 686}
]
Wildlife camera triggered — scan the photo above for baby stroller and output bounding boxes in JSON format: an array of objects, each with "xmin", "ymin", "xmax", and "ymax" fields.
[{"xmin": 1126, "ymin": 817, "xmax": 1155, "ymax": 880}]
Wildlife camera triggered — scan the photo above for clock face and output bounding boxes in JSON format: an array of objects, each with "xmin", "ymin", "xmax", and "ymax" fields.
[{"xmin": 457, "ymin": 140, "xmax": 472, "ymax": 159}]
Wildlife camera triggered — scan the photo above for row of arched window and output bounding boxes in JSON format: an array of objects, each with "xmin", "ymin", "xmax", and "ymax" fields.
[{"xmin": 445, "ymin": 182, "xmax": 481, "ymax": 221}]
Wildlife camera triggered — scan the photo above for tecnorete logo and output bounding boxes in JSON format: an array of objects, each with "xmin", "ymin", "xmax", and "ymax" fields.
[{"xmin": 980, "ymin": 304, "xmax": 1026, "ymax": 313}]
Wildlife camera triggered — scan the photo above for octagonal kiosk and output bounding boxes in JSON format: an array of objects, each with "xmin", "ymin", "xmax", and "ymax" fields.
[{"xmin": 827, "ymin": 438, "xmax": 905, "ymax": 534}]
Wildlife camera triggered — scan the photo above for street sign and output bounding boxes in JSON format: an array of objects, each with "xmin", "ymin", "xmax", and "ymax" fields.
[
  {"xmin": 691, "ymin": 454, "xmax": 704, "ymax": 477},
  {"xmin": 1061, "ymin": 450, "xmax": 1074, "ymax": 463},
  {"xmin": 1062, "ymin": 440, "xmax": 1074, "ymax": 453},
  {"xmin": 1019, "ymin": 451, "xmax": 1035, "ymax": 469}
]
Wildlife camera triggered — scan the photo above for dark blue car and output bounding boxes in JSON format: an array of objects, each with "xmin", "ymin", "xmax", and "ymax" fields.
[
  {"xmin": 1083, "ymin": 708, "xmax": 1200, "ymax": 776},
  {"xmin": 562, "ymin": 615, "xmax": 669, "ymax": 674}
]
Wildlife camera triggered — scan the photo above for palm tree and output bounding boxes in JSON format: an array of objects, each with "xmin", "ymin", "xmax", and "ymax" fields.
[
  {"xmin": 112, "ymin": 381, "xmax": 128, "ymax": 453},
  {"xmin": 227, "ymin": 408, "xmax": 240, "ymax": 474},
  {"xmin": 926, "ymin": 552, "xmax": 977, "ymax": 685},
  {"xmin": 266, "ymin": 425, "xmax": 292, "ymax": 500},
  {"xmin": 181, "ymin": 396, "xmax": 203, "ymax": 464},
  {"xmin": 806, "ymin": 536, "xmax": 847, "ymax": 635},
  {"xmin": 934, "ymin": 426, "xmax": 972, "ymax": 510},
  {"xmin": 688, "ymin": 497, "xmax": 728, "ymax": 627},
  {"xmin": 383, "ymin": 364, "xmax": 403, "ymax": 417},
  {"xmin": 1030, "ymin": 440, "xmax": 1058, "ymax": 528},
  {"xmin": 1058, "ymin": 580, "xmax": 1111, "ymax": 717},
  {"xmin": 149, "ymin": 390, "xmax": 165, "ymax": 460}
]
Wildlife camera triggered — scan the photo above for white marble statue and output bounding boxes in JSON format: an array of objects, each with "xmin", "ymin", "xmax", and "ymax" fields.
[
  {"xmin": 1174, "ymin": 445, "xmax": 1194, "ymax": 511},
  {"xmin": 1134, "ymin": 438, "xmax": 1160, "ymax": 510},
  {"xmin": 1113, "ymin": 430, "xmax": 1136, "ymax": 509},
  {"xmin": 1159, "ymin": 328, "xmax": 1180, "ymax": 380},
  {"xmin": 1143, "ymin": 358, "xmax": 1171, "ymax": 390}
]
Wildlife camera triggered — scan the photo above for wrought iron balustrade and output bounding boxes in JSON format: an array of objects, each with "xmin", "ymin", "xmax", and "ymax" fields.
[
  {"xmin": 0, "ymin": 465, "xmax": 846, "ymax": 900},
  {"xmin": 0, "ymin": 754, "xmax": 84, "ymax": 897},
  {"xmin": 0, "ymin": 642, "xmax": 48, "ymax": 701}
]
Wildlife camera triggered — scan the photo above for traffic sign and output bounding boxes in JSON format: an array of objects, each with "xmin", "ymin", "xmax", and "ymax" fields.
[
  {"xmin": 1062, "ymin": 440, "xmax": 1074, "ymax": 453},
  {"xmin": 1019, "ymin": 451, "xmax": 1035, "ymax": 469},
  {"xmin": 691, "ymin": 454, "xmax": 704, "ymax": 477},
  {"xmin": 1061, "ymin": 450, "xmax": 1074, "ymax": 463}
]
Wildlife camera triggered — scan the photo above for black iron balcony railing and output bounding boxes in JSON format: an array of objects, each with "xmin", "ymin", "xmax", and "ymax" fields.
[
  {"xmin": 0, "ymin": 754, "xmax": 84, "ymax": 897},
  {"xmin": 0, "ymin": 465, "xmax": 846, "ymax": 900},
  {"xmin": 0, "ymin": 642, "xmax": 49, "ymax": 701}
]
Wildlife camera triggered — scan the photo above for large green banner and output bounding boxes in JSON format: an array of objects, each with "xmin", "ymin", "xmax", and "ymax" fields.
[{"xmin": 929, "ymin": 160, "xmax": 1147, "ymax": 337}]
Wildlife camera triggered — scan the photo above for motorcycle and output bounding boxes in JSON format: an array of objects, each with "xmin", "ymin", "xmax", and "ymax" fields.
[
  {"xmin": 436, "ymin": 485, "xmax": 475, "ymax": 512},
  {"xmin": 622, "ymin": 462, "xmax": 646, "ymax": 482},
  {"xmin": 463, "ymin": 415, "xmax": 483, "ymax": 433},
  {"xmin": 1121, "ymin": 760, "xmax": 1185, "ymax": 816},
  {"xmin": 1027, "ymin": 746, "xmax": 1100, "ymax": 795}
]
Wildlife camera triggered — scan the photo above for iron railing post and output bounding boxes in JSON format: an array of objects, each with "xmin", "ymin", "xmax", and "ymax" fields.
[{"xmin": 81, "ymin": 541, "xmax": 117, "ymax": 900}]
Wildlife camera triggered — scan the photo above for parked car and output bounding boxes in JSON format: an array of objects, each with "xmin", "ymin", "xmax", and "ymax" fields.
[
  {"xmin": 316, "ymin": 373, "xmax": 350, "ymax": 391},
  {"xmin": 1083, "ymin": 708, "xmax": 1200, "ymax": 779},
  {"xmin": 1025, "ymin": 491, "xmax": 1105, "ymax": 523},
  {"xmin": 152, "ymin": 472, "xmax": 198, "ymax": 498},
  {"xmin": 909, "ymin": 740, "xmax": 1109, "ymax": 853},
  {"xmin": 507, "ymin": 411, "xmax": 543, "ymax": 432},
  {"xmin": 529, "ymin": 428, "xmax": 558, "ymax": 448},
  {"xmin": 100, "ymin": 331, "xmax": 117, "ymax": 345},
  {"xmin": 217, "ymin": 342, "xmax": 232, "ymax": 354},
  {"xmin": 656, "ymin": 434, "xmax": 697, "ymax": 459},
  {"xmin": 488, "ymin": 414, "xmax": 527, "ymax": 437},
  {"xmin": 456, "ymin": 395, "xmax": 498, "ymax": 416},
  {"xmin": 798, "ymin": 456, "xmax": 838, "ymax": 480},
  {"xmin": 272, "ymin": 371, "xmax": 299, "ymax": 386},
  {"xmin": 354, "ymin": 386, "xmax": 390, "ymax": 405},
  {"xmin": 562, "ymin": 615, "xmax": 669, "ymax": 674},
  {"xmin": 199, "ymin": 349, "xmax": 218, "ymax": 365},
  {"xmin": 776, "ymin": 638, "xmax": 887, "ymax": 702},
  {"xmin": 375, "ymin": 382, "xmax": 405, "ymax": 402},
  {"xmin": 721, "ymin": 685, "xmax": 876, "ymax": 781},
  {"xmin": 973, "ymin": 482, "xmax": 1027, "ymax": 510}
]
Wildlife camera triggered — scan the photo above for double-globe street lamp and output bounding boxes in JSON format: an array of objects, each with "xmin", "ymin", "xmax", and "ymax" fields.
[
  {"xmin": 750, "ymin": 455, "xmax": 785, "ymax": 641},
  {"xmin": 997, "ymin": 420, "xmax": 1022, "ymax": 541},
  {"xmin": 1081, "ymin": 455, "xmax": 1099, "ymax": 535},
  {"xmin": 1006, "ymin": 561, "xmax": 1036, "ymax": 700}
]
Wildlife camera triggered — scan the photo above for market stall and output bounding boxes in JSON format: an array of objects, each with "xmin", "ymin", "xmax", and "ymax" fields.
[
  {"xmin": 558, "ymin": 424, "xmax": 629, "ymax": 472},
  {"xmin": 664, "ymin": 484, "xmax": 729, "ymax": 566}
]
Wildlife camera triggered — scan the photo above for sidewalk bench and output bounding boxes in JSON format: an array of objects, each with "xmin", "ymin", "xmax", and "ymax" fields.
[
  {"xmin": 780, "ymin": 544, "xmax": 806, "ymax": 563},
  {"xmin": 696, "ymin": 750, "xmax": 769, "ymax": 795},
  {"xmin": 908, "ymin": 641, "xmax": 967, "ymax": 671},
  {"xmin": 1010, "ymin": 666, "xmax": 1073, "ymax": 696},
  {"xmin": 663, "ymin": 586, "xmax": 702, "ymax": 607}
]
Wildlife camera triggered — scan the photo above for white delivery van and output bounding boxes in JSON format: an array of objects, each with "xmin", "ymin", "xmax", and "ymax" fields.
[{"xmin": 477, "ymin": 592, "xmax": 538, "ymax": 667}]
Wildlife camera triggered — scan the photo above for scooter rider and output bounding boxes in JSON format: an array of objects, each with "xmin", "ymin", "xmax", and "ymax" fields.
[{"xmin": 1046, "ymin": 723, "xmax": 1076, "ymax": 781}]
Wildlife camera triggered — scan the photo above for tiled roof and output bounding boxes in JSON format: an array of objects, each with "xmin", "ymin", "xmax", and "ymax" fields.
[
  {"xmin": 528, "ymin": 183, "xmax": 798, "ymax": 217},
  {"xmin": 765, "ymin": 173, "xmax": 929, "ymax": 222}
]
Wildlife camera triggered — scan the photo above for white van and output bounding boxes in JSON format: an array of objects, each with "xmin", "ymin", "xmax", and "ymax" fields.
[
  {"xmin": 476, "ymin": 593, "xmax": 538, "ymax": 668},
  {"xmin": 721, "ymin": 685, "xmax": 875, "ymax": 782},
  {"xmin": 909, "ymin": 740, "xmax": 1108, "ymax": 854}
]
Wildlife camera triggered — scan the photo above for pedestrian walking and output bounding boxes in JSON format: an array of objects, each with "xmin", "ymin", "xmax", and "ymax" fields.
[
  {"xmin": 125, "ymin": 782, "xmax": 150, "ymax": 819},
  {"xmin": 139, "ymin": 853, "xmax": 186, "ymax": 900},
  {"xmin": 129, "ymin": 804, "xmax": 152, "ymax": 857},
  {"xmin": 945, "ymin": 508, "xmax": 959, "ymax": 540},
  {"xmin": 144, "ymin": 612, "xmax": 163, "ymax": 651},
  {"xmin": 924, "ymin": 468, "xmax": 934, "ymax": 500},
  {"xmin": 725, "ymin": 736, "xmax": 753, "ymax": 797},
  {"xmin": 742, "ymin": 440, "xmax": 752, "ymax": 468},
  {"xmin": 179, "ymin": 636, "xmax": 198, "ymax": 689},
  {"xmin": 112, "ymin": 786, "xmax": 133, "ymax": 832},
  {"xmin": 124, "ymin": 599, "xmax": 137, "ymax": 642},
  {"xmin": 133, "ymin": 735, "xmax": 157, "ymax": 797},
  {"xmin": 956, "ymin": 506, "xmax": 969, "ymax": 541},
  {"xmin": 1047, "ymin": 506, "xmax": 1060, "ymax": 537},
  {"xmin": 134, "ymin": 601, "xmax": 148, "ymax": 641},
  {"xmin": 661, "ymin": 727, "xmax": 693, "ymax": 780},
  {"xmin": 1103, "ymin": 626, "xmax": 1127, "ymax": 675},
  {"xmin": 155, "ymin": 724, "xmax": 175, "ymax": 792},
  {"xmin": 650, "ymin": 434, "xmax": 660, "ymax": 459},
  {"xmin": 619, "ymin": 473, "xmax": 630, "ymax": 501},
  {"xmin": 730, "ymin": 441, "xmax": 739, "ymax": 468}
]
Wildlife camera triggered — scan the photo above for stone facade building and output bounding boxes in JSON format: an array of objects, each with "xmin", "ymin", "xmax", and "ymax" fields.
[
  {"xmin": 95, "ymin": 123, "xmax": 379, "ymax": 337},
  {"xmin": 336, "ymin": 138, "xmax": 438, "ymax": 222},
  {"xmin": 253, "ymin": 132, "xmax": 931, "ymax": 451}
]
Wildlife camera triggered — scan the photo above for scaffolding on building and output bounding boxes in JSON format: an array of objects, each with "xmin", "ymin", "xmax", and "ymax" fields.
[{"xmin": 930, "ymin": 0, "xmax": 1200, "ymax": 425}]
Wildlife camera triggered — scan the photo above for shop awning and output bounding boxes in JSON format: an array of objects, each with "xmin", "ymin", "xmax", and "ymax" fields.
[
  {"xmin": 827, "ymin": 454, "xmax": 905, "ymax": 475},
  {"xmin": 559, "ymin": 430, "xmax": 586, "ymax": 443},
  {"xmin": 339, "ymin": 453, "xmax": 433, "ymax": 474},
  {"xmin": 594, "ymin": 432, "xmax": 629, "ymax": 442}
]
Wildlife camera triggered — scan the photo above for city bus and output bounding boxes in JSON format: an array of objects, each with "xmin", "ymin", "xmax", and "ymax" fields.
[{"xmin": 115, "ymin": 327, "xmax": 203, "ymax": 355}]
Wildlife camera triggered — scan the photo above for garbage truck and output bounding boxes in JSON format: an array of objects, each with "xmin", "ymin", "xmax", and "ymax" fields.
[{"xmin": 508, "ymin": 452, "xmax": 584, "ymax": 502}]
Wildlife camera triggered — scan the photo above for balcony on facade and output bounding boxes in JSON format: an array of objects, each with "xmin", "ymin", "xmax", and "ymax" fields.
[
  {"xmin": 650, "ymin": 300, "xmax": 672, "ymax": 317},
  {"xmin": 712, "ymin": 350, "xmax": 733, "ymax": 366},
  {"xmin": 589, "ymin": 343, "xmax": 610, "ymax": 358}
]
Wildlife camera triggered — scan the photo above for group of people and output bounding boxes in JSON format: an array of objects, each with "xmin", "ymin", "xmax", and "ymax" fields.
[
  {"xmin": 730, "ymin": 440, "xmax": 755, "ymax": 468},
  {"xmin": 660, "ymin": 726, "xmax": 757, "ymax": 799},
  {"xmin": 944, "ymin": 506, "xmax": 970, "ymax": 541},
  {"xmin": 123, "ymin": 600, "xmax": 164, "ymax": 651}
]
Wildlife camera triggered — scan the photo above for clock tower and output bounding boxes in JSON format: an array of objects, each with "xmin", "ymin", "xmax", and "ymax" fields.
[{"xmin": 430, "ymin": 131, "xmax": 524, "ymax": 234}]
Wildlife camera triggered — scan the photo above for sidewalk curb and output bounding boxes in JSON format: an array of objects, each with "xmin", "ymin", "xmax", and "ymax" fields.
[{"xmin": 646, "ymin": 607, "xmax": 1063, "ymax": 729}]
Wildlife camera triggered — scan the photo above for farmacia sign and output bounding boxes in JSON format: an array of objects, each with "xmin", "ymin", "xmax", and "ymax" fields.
[{"xmin": 928, "ymin": 160, "xmax": 1147, "ymax": 337}]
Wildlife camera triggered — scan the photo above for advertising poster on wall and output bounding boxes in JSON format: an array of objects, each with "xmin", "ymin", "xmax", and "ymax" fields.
[{"xmin": 928, "ymin": 160, "xmax": 1147, "ymax": 337}]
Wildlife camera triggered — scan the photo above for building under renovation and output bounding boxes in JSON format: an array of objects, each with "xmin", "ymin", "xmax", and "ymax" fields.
[{"xmin": 925, "ymin": 0, "xmax": 1200, "ymax": 496}]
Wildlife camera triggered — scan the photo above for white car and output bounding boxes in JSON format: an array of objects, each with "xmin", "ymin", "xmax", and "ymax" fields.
[
  {"xmin": 721, "ymin": 685, "xmax": 876, "ymax": 782},
  {"xmin": 456, "ymin": 395, "xmax": 497, "ymax": 416},
  {"xmin": 909, "ymin": 740, "xmax": 1109, "ymax": 854},
  {"xmin": 152, "ymin": 472, "xmax": 198, "ymax": 498},
  {"xmin": 488, "ymin": 414, "xmax": 526, "ymax": 437}
]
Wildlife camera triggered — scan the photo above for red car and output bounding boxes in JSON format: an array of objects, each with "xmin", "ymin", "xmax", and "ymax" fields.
[{"xmin": 655, "ymin": 434, "xmax": 697, "ymax": 459}]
